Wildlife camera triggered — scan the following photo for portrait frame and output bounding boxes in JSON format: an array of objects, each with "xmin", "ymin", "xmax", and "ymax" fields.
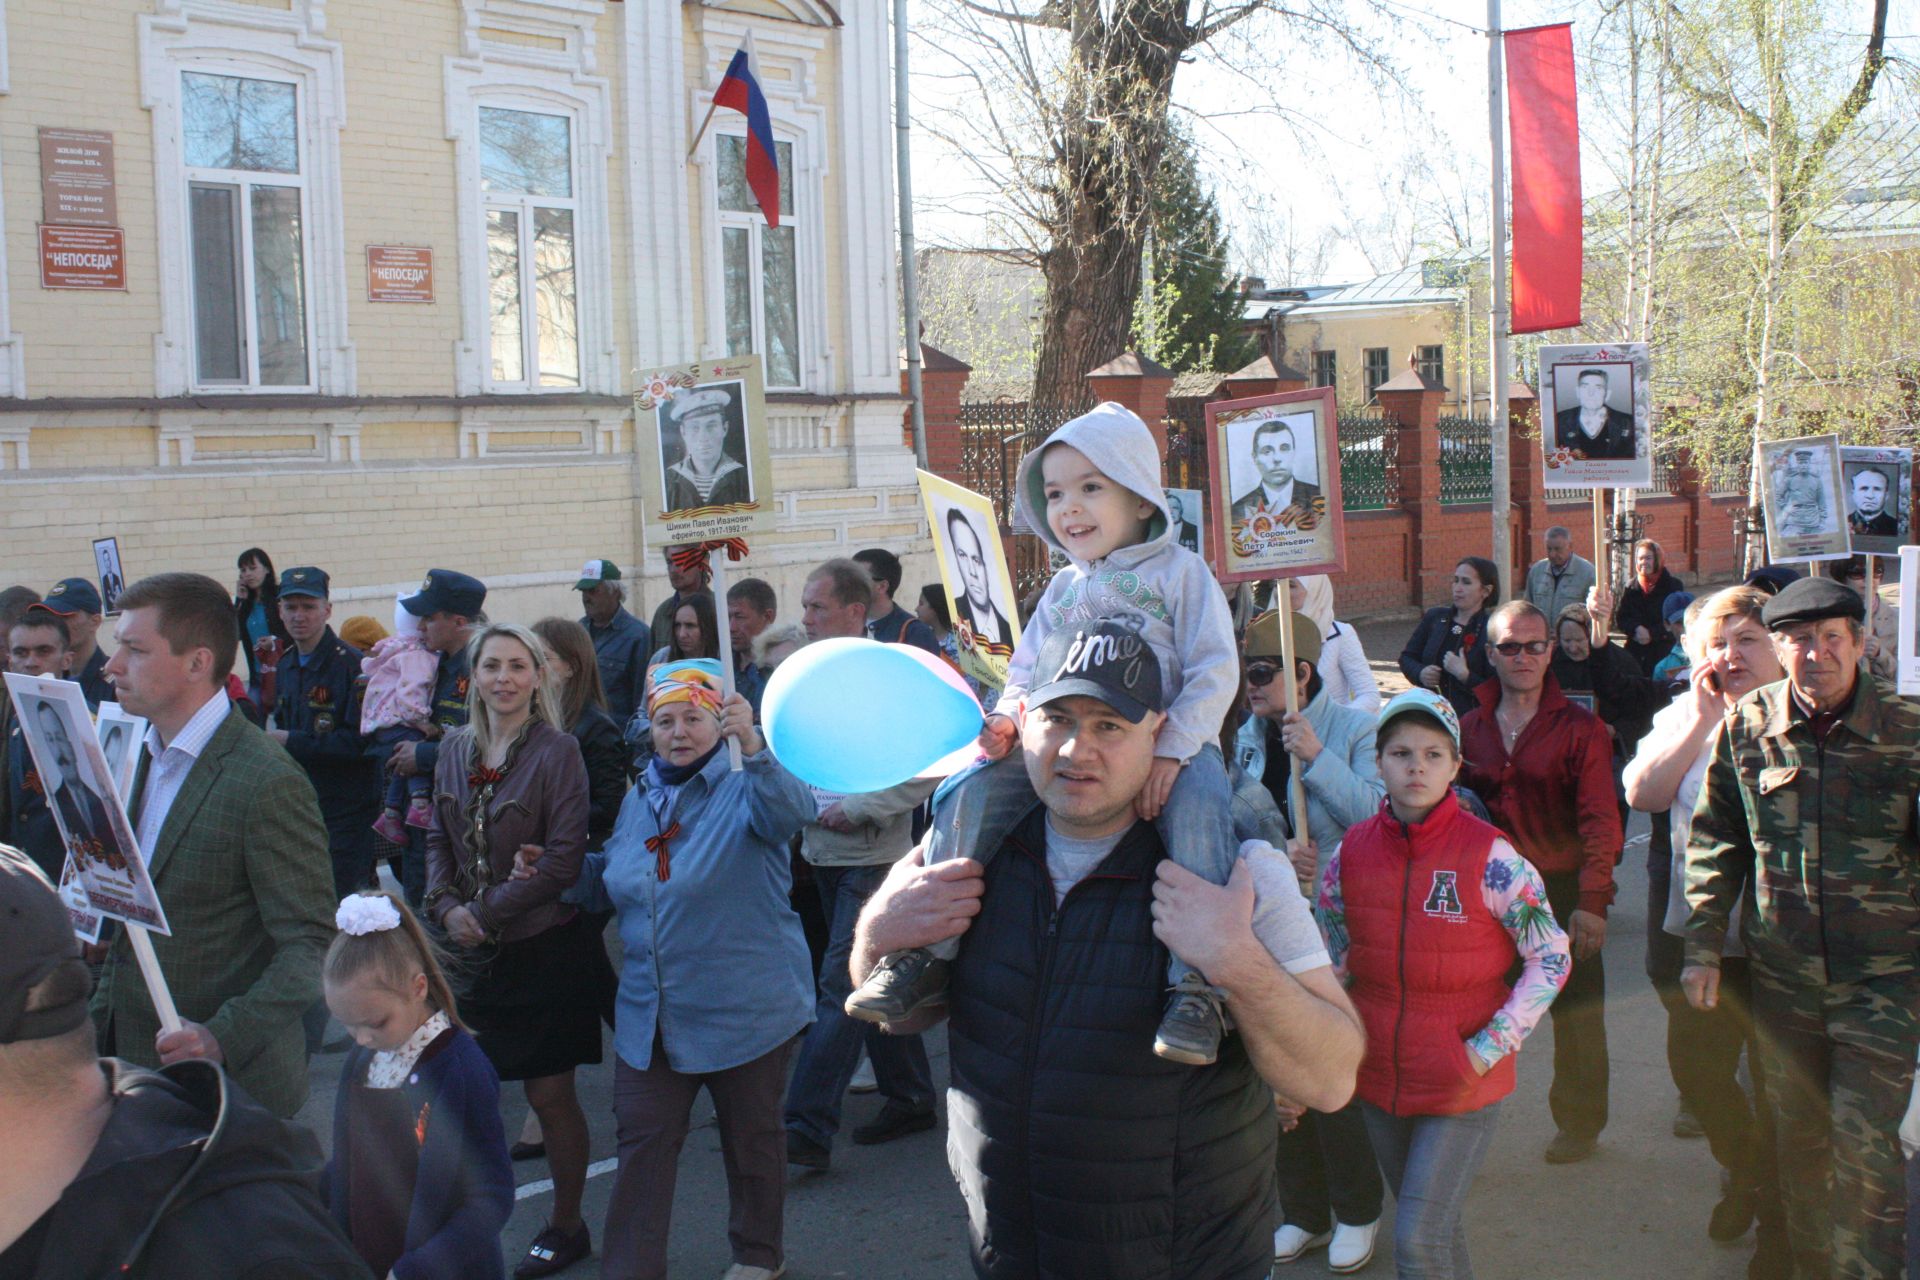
[
  {"xmin": 1899, "ymin": 546, "xmax": 1920, "ymax": 697},
  {"xmin": 1538, "ymin": 341, "xmax": 1653, "ymax": 491},
  {"xmin": 1838, "ymin": 445, "xmax": 1912, "ymax": 556},
  {"xmin": 92, "ymin": 535, "xmax": 126, "ymax": 616},
  {"xmin": 94, "ymin": 700, "xmax": 146, "ymax": 800},
  {"xmin": 917, "ymin": 469, "xmax": 1020, "ymax": 692},
  {"xmin": 634, "ymin": 354, "xmax": 777, "ymax": 545},
  {"xmin": 1205, "ymin": 386, "xmax": 1346, "ymax": 583},
  {"xmin": 1165, "ymin": 487, "xmax": 1207, "ymax": 563},
  {"xmin": 1758, "ymin": 433, "xmax": 1851, "ymax": 562},
  {"xmin": 4, "ymin": 673, "xmax": 168, "ymax": 933}
]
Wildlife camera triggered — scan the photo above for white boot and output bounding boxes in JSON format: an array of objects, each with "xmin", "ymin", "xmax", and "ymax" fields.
[{"xmin": 1328, "ymin": 1219, "xmax": 1379, "ymax": 1274}]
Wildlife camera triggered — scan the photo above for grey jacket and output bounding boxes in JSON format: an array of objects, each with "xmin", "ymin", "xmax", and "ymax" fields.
[
  {"xmin": 1524, "ymin": 555, "xmax": 1597, "ymax": 625},
  {"xmin": 1233, "ymin": 689, "xmax": 1385, "ymax": 880},
  {"xmin": 801, "ymin": 775, "xmax": 938, "ymax": 868}
]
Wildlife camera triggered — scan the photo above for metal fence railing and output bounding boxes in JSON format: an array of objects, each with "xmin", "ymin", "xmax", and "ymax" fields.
[
  {"xmin": 1437, "ymin": 415, "xmax": 1494, "ymax": 505},
  {"xmin": 1336, "ymin": 409, "xmax": 1401, "ymax": 511},
  {"xmin": 956, "ymin": 397, "xmax": 1093, "ymax": 602}
]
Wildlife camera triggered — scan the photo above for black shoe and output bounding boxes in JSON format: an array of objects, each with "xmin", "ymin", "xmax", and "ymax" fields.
[
  {"xmin": 514, "ymin": 1221, "xmax": 590, "ymax": 1279},
  {"xmin": 1153, "ymin": 982, "xmax": 1224, "ymax": 1066},
  {"xmin": 786, "ymin": 1129, "xmax": 830, "ymax": 1171},
  {"xmin": 852, "ymin": 1099, "xmax": 937, "ymax": 1146},
  {"xmin": 509, "ymin": 1140, "xmax": 547, "ymax": 1162},
  {"xmin": 1709, "ymin": 1187, "xmax": 1755, "ymax": 1243},
  {"xmin": 845, "ymin": 949, "xmax": 950, "ymax": 1024},
  {"xmin": 1543, "ymin": 1131, "xmax": 1596, "ymax": 1164},
  {"xmin": 1673, "ymin": 1102, "xmax": 1706, "ymax": 1139}
]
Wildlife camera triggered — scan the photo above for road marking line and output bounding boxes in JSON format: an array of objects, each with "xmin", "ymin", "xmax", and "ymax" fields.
[{"xmin": 516, "ymin": 1157, "xmax": 620, "ymax": 1201}]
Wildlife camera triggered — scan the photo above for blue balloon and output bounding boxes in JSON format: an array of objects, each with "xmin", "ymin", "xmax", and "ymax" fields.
[{"xmin": 763, "ymin": 638, "xmax": 984, "ymax": 794}]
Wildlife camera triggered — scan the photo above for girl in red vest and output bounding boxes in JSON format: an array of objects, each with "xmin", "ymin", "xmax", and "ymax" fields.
[{"xmin": 1317, "ymin": 689, "xmax": 1570, "ymax": 1278}]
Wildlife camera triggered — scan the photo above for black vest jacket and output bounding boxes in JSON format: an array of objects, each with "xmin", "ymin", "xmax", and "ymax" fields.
[{"xmin": 946, "ymin": 807, "xmax": 1276, "ymax": 1280}]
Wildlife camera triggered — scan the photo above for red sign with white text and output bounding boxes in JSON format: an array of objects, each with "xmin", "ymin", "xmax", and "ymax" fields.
[
  {"xmin": 40, "ymin": 225, "xmax": 126, "ymax": 290},
  {"xmin": 367, "ymin": 246, "xmax": 434, "ymax": 302}
]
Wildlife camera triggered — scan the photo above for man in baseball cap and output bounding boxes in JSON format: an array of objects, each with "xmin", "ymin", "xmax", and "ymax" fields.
[
  {"xmin": 29, "ymin": 578, "xmax": 111, "ymax": 708},
  {"xmin": 574, "ymin": 559, "xmax": 650, "ymax": 724},
  {"xmin": 390, "ymin": 570, "xmax": 485, "ymax": 904}
]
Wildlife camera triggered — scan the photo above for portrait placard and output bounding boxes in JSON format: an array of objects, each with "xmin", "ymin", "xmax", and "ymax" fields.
[
  {"xmin": 1165, "ymin": 487, "xmax": 1206, "ymax": 562},
  {"xmin": 634, "ymin": 355, "xmax": 777, "ymax": 545},
  {"xmin": 917, "ymin": 470, "xmax": 1020, "ymax": 692},
  {"xmin": 93, "ymin": 535, "xmax": 126, "ymax": 616},
  {"xmin": 58, "ymin": 856, "xmax": 103, "ymax": 943},
  {"xmin": 1206, "ymin": 387, "xmax": 1346, "ymax": 583},
  {"xmin": 1900, "ymin": 546, "xmax": 1920, "ymax": 697},
  {"xmin": 4, "ymin": 673, "xmax": 167, "ymax": 933},
  {"xmin": 1759, "ymin": 434, "xmax": 1851, "ymax": 562},
  {"xmin": 1839, "ymin": 445, "xmax": 1912, "ymax": 556},
  {"xmin": 94, "ymin": 701, "xmax": 145, "ymax": 800},
  {"xmin": 1539, "ymin": 342, "xmax": 1653, "ymax": 490}
]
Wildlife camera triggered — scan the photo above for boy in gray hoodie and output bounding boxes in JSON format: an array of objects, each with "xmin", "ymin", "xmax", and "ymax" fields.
[{"xmin": 848, "ymin": 402, "xmax": 1251, "ymax": 1063}]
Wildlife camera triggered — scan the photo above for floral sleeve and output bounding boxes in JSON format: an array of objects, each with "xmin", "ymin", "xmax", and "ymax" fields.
[
  {"xmin": 1315, "ymin": 850, "xmax": 1348, "ymax": 980},
  {"xmin": 1467, "ymin": 841, "xmax": 1571, "ymax": 1067}
]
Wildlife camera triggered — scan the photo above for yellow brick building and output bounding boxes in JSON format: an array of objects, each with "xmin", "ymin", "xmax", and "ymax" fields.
[{"xmin": 0, "ymin": 0, "xmax": 924, "ymax": 631}]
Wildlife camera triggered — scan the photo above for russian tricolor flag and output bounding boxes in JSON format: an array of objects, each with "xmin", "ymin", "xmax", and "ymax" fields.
[{"xmin": 712, "ymin": 32, "xmax": 781, "ymax": 228}]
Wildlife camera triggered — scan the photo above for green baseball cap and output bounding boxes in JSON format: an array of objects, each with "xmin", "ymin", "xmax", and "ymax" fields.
[{"xmin": 575, "ymin": 559, "xmax": 622, "ymax": 591}]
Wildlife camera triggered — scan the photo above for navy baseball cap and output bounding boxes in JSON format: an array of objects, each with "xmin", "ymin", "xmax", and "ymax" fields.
[
  {"xmin": 1027, "ymin": 619, "xmax": 1164, "ymax": 723},
  {"xmin": 278, "ymin": 566, "xmax": 330, "ymax": 599},
  {"xmin": 31, "ymin": 577, "xmax": 102, "ymax": 617},
  {"xmin": 402, "ymin": 569, "xmax": 486, "ymax": 619}
]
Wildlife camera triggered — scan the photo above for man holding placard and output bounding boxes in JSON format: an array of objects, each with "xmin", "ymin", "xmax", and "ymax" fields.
[{"xmin": 94, "ymin": 573, "xmax": 335, "ymax": 1119}]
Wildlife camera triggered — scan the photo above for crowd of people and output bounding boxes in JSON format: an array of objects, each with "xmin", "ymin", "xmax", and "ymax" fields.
[{"xmin": 1, "ymin": 403, "xmax": 1917, "ymax": 1280}]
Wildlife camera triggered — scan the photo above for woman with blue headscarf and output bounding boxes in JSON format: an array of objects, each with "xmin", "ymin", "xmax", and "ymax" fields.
[{"xmin": 521, "ymin": 659, "xmax": 815, "ymax": 1280}]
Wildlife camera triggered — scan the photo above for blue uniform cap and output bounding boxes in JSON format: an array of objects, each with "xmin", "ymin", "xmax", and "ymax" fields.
[{"xmin": 402, "ymin": 569, "xmax": 486, "ymax": 619}]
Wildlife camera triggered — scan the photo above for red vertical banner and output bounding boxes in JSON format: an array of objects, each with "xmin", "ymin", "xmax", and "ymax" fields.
[{"xmin": 1505, "ymin": 23, "xmax": 1582, "ymax": 335}]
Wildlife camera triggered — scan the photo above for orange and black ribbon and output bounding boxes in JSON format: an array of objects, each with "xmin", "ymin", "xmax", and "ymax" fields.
[
  {"xmin": 646, "ymin": 822, "xmax": 682, "ymax": 882},
  {"xmin": 667, "ymin": 539, "xmax": 750, "ymax": 577}
]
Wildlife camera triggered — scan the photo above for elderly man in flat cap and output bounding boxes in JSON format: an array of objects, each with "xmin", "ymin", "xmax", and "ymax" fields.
[
  {"xmin": 663, "ymin": 387, "xmax": 750, "ymax": 512},
  {"xmin": 1682, "ymin": 575, "xmax": 1920, "ymax": 1278}
]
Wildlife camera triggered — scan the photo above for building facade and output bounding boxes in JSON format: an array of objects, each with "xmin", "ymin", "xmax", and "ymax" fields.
[{"xmin": 1, "ymin": 0, "xmax": 923, "ymax": 625}]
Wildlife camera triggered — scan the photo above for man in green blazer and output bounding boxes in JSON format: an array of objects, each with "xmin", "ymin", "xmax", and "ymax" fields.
[{"xmin": 93, "ymin": 573, "xmax": 335, "ymax": 1118}]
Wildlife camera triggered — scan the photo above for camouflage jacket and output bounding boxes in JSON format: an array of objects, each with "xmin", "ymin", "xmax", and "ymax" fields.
[{"xmin": 1684, "ymin": 671, "xmax": 1920, "ymax": 986}]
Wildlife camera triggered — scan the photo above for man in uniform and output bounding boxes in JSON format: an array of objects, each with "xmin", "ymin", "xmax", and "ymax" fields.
[
  {"xmin": 1684, "ymin": 576, "xmax": 1920, "ymax": 1277},
  {"xmin": 1775, "ymin": 448, "xmax": 1832, "ymax": 537},
  {"xmin": 268, "ymin": 567, "xmax": 376, "ymax": 902},
  {"xmin": 1552, "ymin": 368, "xmax": 1635, "ymax": 459},
  {"xmin": 386, "ymin": 569, "xmax": 484, "ymax": 906},
  {"xmin": 30, "ymin": 579, "xmax": 112, "ymax": 708},
  {"xmin": 575, "ymin": 558, "xmax": 650, "ymax": 725}
]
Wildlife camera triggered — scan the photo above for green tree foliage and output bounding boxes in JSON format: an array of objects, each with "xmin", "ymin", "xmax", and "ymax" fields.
[{"xmin": 1132, "ymin": 125, "xmax": 1254, "ymax": 373}]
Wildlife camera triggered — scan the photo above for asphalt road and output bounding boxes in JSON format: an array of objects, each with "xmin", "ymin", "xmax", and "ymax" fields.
[{"xmin": 293, "ymin": 619, "xmax": 1759, "ymax": 1278}]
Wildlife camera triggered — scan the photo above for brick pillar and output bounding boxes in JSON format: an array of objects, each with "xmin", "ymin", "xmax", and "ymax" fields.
[
  {"xmin": 1377, "ymin": 371, "xmax": 1448, "ymax": 608},
  {"xmin": 903, "ymin": 343, "xmax": 971, "ymax": 482},
  {"xmin": 1086, "ymin": 351, "xmax": 1174, "ymax": 465},
  {"xmin": 1505, "ymin": 383, "xmax": 1546, "ymax": 592},
  {"xmin": 1219, "ymin": 354, "xmax": 1309, "ymax": 400}
]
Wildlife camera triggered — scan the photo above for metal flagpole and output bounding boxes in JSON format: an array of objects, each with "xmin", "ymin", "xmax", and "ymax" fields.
[
  {"xmin": 894, "ymin": 0, "xmax": 928, "ymax": 469},
  {"xmin": 1487, "ymin": 0, "xmax": 1513, "ymax": 602}
]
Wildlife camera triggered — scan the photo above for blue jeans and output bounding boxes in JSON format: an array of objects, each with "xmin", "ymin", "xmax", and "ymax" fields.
[
  {"xmin": 784, "ymin": 864, "xmax": 934, "ymax": 1148},
  {"xmin": 923, "ymin": 744, "xmax": 1236, "ymax": 987},
  {"xmin": 1361, "ymin": 1100, "xmax": 1504, "ymax": 1279},
  {"xmin": 373, "ymin": 724, "xmax": 430, "ymax": 810}
]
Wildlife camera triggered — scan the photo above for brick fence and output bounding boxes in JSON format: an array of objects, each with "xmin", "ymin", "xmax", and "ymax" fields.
[{"xmin": 909, "ymin": 347, "xmax": 1756, "ymax": 615}]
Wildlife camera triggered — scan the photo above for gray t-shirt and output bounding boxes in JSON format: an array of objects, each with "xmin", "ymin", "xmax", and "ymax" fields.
[{"xmin": 1042, "ymin": 819, "xmax": 1331, "ymax": 974}]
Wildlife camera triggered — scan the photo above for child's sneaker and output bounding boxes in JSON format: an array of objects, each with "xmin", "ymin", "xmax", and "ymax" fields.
[
  {"xmin": 372, "ymin": 808, "xmax": 409, "ymax": 844},
  {"xmin": 404, "ymin": 797, "xmax": 434, "ymax": 830},
  {"xmin": 845, "ymin": 948, "xmax": 950, "ymax": 1023},
  {"xmin": 1153, "ymin": 976, "xmax": 1225, "ymax": 1065}
]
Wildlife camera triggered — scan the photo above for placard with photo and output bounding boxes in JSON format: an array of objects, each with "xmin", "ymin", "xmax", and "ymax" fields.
[
  {"xmin": 1206, "ymin": 386, "xmax": 1346, "ymax": 583},
  {"xmin": 1539, "ymin": 342, "xmax": 1653, "ymax": 490},
  {"xmin": 917, "ymin": 469, "xmax": 1019, "ymax": 691},
  {"xmin": 4, "ymin": 673, "xmax": 168, "ymax": 933},
  {"xmin": 94, "ymin": 700, "xmax": 146, "ymax": 800},
  {"xmin": 1165, "ymin": 487, "xmax": 1206, "ymax": 561},
  {"xmin": 93, "ymin": 535, "xmax": 126, "ymax": 616},
  {"xmin": 1759, "ymin": 433, "xmax": 1851, "ymax": 562},
  {"xmin": 1839, "ymin": 445, "xmax": 1912, "ymax": 556},
  {"xmin": 634, "ymin": 354, "xmax": 778, "ymax": 545}
]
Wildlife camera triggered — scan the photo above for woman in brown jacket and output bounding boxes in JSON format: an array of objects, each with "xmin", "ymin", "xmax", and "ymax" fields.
[{"xmin": 424, "ymin": 622, "xmax": 598, "ymax": 1278}]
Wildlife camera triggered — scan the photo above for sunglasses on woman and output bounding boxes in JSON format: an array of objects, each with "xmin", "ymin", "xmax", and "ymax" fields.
[
  {"xmin": 1246, "ymin": 662, "xmax": 1283, "ymax": 686},
  {"xmin": 1492, "ymin": 640, "xmax": 1553, "ymax": 657}
]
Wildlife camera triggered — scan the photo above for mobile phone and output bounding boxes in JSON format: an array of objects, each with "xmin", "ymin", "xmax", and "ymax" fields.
[{"xmin": 1703, "ymin": 669, "xmax": 1722, "ymax": 694}]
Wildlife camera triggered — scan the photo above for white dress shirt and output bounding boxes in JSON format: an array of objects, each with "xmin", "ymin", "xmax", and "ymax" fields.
[{"xmin": 134, "ymin": 689, "xmax": 233, "ymax": 857}]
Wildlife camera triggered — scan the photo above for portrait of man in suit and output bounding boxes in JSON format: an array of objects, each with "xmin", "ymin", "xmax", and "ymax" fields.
[
  {"xmin": 1166, "ymin": 490, "xmax": 1200, "ymax": 553},
  {"xmin": 26, "ymin": 696, "xmax": 115, "ymax": 864},
  {"xmin": 945, "ymin": 506, "xmax": 1013, "ymax": 649},
  {"xmin": 1230, "ymin": 415, "xmax": 1321, "ymax": 522},
  {"xmin": 1552, "ymin": 367, "xmax": 1636, "ymax": 460},
  {"xmin": 1846, "ymin": 464, "xmax": 1901, "ymax": 539}
]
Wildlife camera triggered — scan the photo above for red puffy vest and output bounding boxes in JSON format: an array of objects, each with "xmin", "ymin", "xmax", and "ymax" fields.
[{"xmin": 1341, "ymin": 791, "xmax": 1517, "ymax": 1117}]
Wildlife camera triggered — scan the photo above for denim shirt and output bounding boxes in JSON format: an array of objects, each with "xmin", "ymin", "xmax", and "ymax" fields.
[
  {"xmin": 584, "ymin": 607, "xmax": 652, "ymax": 725},
  {"xmin": 571, "ymin": 745, "xmax": 816, "ymax": 1073}
]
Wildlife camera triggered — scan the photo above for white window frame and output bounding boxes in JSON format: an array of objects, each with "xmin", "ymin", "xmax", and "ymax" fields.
[
  {"xmin": 713, "ymin": 132, "xmax": 804, "ymax": 391},
  {"xmin": 181, "ymin": 67, "xmax": 317, "ymax": 391},
  {"xmin": 478, "ymin": 104, "xmax": 583, "ymax": 392},
  {"xmin": 446, "ymin": 59, "xmax": 613, "ymax": 397},
  {"xmin": 140, "ymin": 5, "xmax": 352, "ymax": 397}
]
